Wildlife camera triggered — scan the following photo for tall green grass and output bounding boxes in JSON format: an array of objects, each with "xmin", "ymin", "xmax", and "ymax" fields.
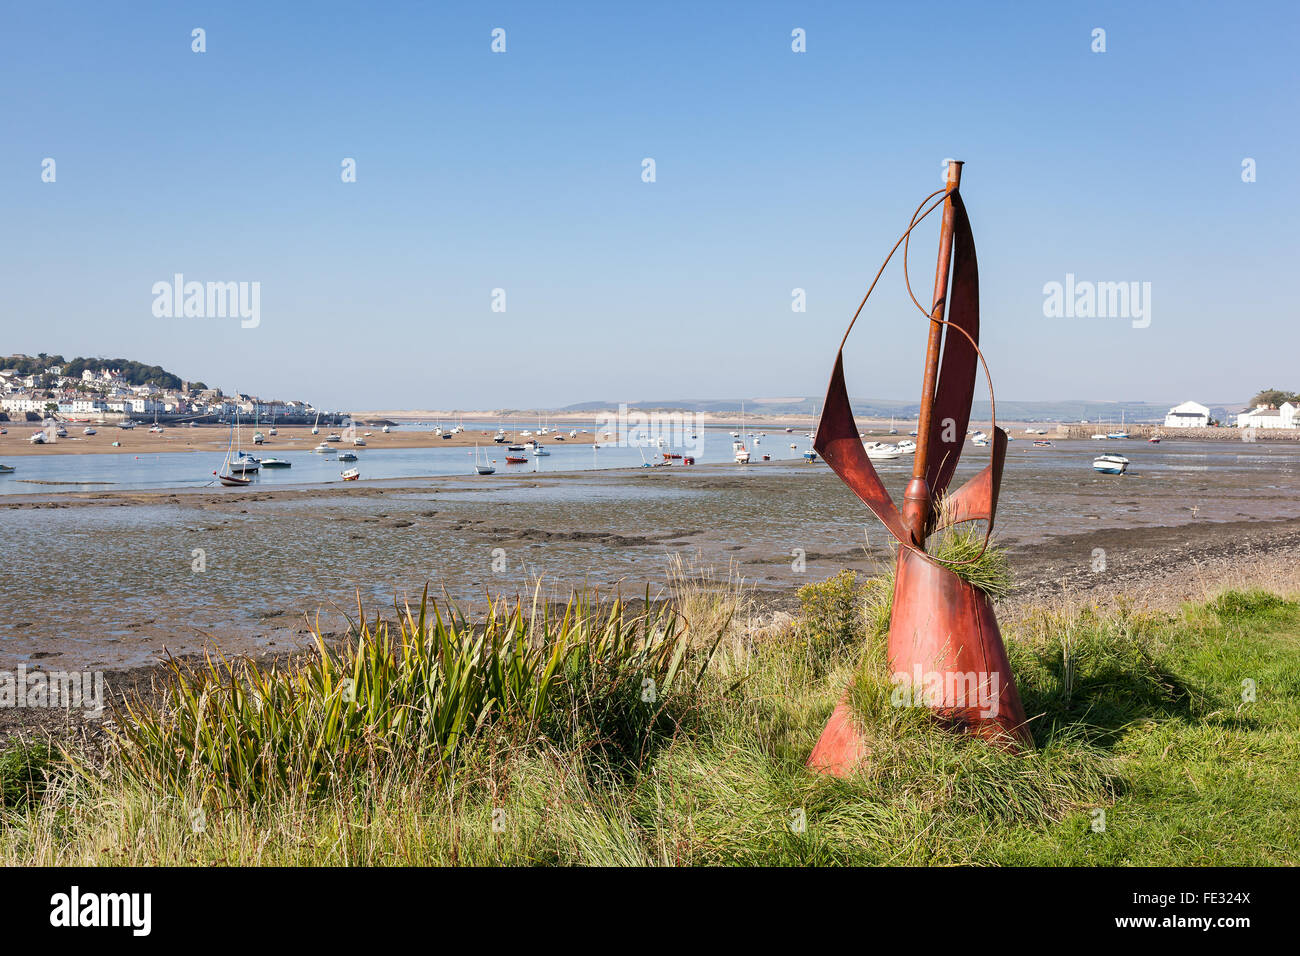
[
  {"xmin": 2, "ymin": 583, "xmax": 1297, "ymax": 866},
  {"xmin": 113, "ymin": 588, "xmax": 709, "ymax": 805}
]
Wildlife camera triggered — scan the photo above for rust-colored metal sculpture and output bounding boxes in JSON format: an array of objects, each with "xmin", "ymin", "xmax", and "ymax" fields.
[{"xmin": 808, "ymin": 161, "xmax": 1031, "ymax": 776}]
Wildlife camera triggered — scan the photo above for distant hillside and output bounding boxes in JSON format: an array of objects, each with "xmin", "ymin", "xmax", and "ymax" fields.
[
  {"xmin": 1, "ymin": 354, "xmax": 201, "ymax": 391},
  {"xmin": 560, "ymin": 397, "xmax": 1244, "ymax": 424}
]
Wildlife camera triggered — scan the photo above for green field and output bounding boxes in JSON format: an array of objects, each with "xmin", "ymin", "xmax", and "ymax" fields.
[{"xmin": 2, "ymin": 570, "xmax": 1297, "ymax": 866}]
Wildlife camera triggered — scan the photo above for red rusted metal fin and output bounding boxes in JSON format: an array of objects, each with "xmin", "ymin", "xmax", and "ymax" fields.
[
  {"xmin": 814, "ymin": 351, "xmax": 909, "ymax": 546},
  {"xmin": 923, "ymin": 191, "xmax": 979, "ymax": 503},
  {"xmin": 932, "ymin": 425, "xmax": 1007, "ymax": 534},
  {"xmin": 806, "ymin": 696, "xmax": 869, "ymax": 776}
]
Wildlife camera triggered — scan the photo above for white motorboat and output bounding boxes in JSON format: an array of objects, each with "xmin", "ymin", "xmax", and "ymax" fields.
[
  {"xmin": 1093, "ymin": 454, "xmax": 1129, "ymax": 475},
  {"xmin": 897, "ymin": 439, "xmax": 917, "ymax": 453},
  {"xmin": 340, "ymin": 467, "xmax": 360, "ymax": 481},
  {"xmin": 83, "ymin": 426, "xmax": 96, "ymax": 435},
  {"xmin": 865, "ymin": 442, "xmax": 904, "ymax": 461},
  {"xmin": 313, "ymin": 442, "xmax": 333, "ymax": 453}
]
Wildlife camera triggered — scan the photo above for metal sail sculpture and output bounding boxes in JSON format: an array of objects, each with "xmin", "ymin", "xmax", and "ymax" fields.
[{"xmin": 807, "ymin": 161, "xmax": 1031, "ymax": 775}]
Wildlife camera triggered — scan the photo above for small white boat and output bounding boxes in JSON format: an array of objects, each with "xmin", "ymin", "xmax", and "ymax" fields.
[
  {"xmin": 352, "ymin": 437, "xmax": 366, "ymax": 446},
  {"xmin": 382, "ymin": 425, "xmax": 391, "ymax": 433},
  {"xmin": 118, "ymin": 420, "xmax": 136, "ymax": 429},
  {"xmin": 474, "ymin": 445, "xmax": 495, "ymax": 474},
  {"xmin": 897, "ymin": 439, "xmax": 917, "ymax": 453},
  {"xmin": 531, "ymin": 444, "xmax": 550, "ymax": 457},
  {"xmin": 1033, "ymin": 440, "xmax": 1054, "ymax": 447},
  {"xmin": 260, "ymin": 457, "xmax": 292, "ymax": 468},
  {"xmin": 340, "ymin": 467, "xmax": 360, "ymax": 481},
  {"xmin": 313, "ymin": 442, "xmax": 333, "ymax": 453},
  {"xmin": 733, "ymin": 441, "xmax": 750, "ymax": 463},
  {"xmin": 1093, "ymin": 454, "xmax": 1129, "ymax": 475},
  {"xmin": 865, "ymin": 442, "xmax": 904, "ymax": 461},
  {"xmin": 28, "ymin": 432, "xmax": 46, "ymax": 444},
  {"xmin": 326, "ymin": 433, "xmax": 342, "ymax": 443},
  {"xmin": 83, "ymin": 426, "xmax": 96, "ymax": 435},
  {"xmin": 1091, "ymin": 433, "xmax": 1109, "ymax": 440}
]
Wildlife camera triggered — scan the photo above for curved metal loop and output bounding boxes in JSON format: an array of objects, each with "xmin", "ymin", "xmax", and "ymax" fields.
[{"xmin": 835, "ymin": 185, "xmax": 1001, "ymax": 570}]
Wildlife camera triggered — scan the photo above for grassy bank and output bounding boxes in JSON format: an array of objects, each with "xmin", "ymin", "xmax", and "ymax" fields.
[{"xmin": 2, "ymin": 571, "xmax": 1297, "ymax": 866}]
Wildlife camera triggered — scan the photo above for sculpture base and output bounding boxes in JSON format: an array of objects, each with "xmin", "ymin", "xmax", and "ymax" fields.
[{"xmin": 807, "ymin": 548, "xmax": 1031, "ymax": 776}]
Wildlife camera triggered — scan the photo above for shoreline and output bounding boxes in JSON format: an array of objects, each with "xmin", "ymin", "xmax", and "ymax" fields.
[
  {"xmin": 4, "ymin": 492, "xmax": 1299, "ymax": 745},
  {"xmin": 0, "ymin": 423, "xmax": 598, "ymax": 458}
]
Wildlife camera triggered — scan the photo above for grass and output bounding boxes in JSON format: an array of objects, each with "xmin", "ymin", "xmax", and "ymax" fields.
[{"xmin": 1, "ymin": 572, "xmax": 1297, "ymax": 866}]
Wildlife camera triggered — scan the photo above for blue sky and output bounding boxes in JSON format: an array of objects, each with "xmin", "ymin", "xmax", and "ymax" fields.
[{"xmin": 1, "ymin": 1, "xmax": 1295, "ymax": 410}]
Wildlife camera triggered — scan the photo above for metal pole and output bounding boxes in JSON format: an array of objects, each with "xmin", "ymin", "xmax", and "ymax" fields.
[{"xmin": 902, "ymin": 159, "xmax": 962, "ymax": 546}]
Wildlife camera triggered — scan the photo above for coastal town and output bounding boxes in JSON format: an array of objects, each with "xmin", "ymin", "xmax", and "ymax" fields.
[{"xmin": 0, "ymin": 357, "xmax": 322, "ymax": 425}]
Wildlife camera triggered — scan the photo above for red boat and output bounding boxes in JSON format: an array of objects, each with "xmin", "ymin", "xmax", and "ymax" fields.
[
  {"xmin": 662, "ymin": 453, "xmax": 682, "ymax": 460},
  {"xmin": 1148, "ymin": 436, "xmax": 1161, "ymax": 443},
  {"xmin": 682, "ymin": 456, "xmax": 695, "ymax": 465},
  {"xmin": 505, "ymin": 455, "xmax": 528, "ymax": 463}
]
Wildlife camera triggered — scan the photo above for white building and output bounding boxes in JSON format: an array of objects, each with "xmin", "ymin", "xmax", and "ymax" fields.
[
  {"xmin": 1237, "ymin": 402, "xmax": 1299, "ymax": 430},
  {"xmin": 1164, "ymin": 400, "xmax": 1211, "ymax": 428},
  {"xmin": 1, "ymin": 396, "xmax": 47, "ymax": 415}
]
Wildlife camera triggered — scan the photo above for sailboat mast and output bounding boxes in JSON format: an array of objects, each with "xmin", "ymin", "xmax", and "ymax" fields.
[{"xmin": 904, "ymin": 160, "xmax": 963, "ymax": 545}]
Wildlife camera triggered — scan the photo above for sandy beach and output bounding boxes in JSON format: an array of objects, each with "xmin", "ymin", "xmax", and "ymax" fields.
[{"xmin": 0, "ymin": 423, "xmax": 597, "ymax": 457}]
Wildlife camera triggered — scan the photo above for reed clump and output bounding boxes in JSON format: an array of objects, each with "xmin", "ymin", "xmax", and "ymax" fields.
[{"xmin": 112, "ymin": 588, "xmax": 709, "ymax": 806}]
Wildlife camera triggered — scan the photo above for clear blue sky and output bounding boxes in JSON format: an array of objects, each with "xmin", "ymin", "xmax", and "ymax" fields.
[{"xmin": 1, "ymin": 1, "xmax": 1295, "ymax": 410}]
